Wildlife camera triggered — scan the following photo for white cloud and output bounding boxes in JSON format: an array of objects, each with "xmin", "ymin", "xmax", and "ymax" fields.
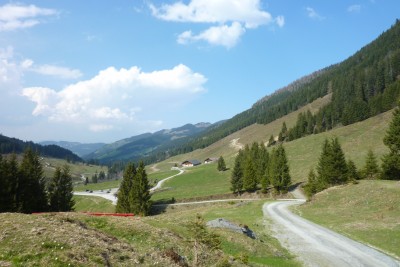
[
  {"xmin": 150, "ymin": 0, "xmax": 272, "ymax": 28},
  {"xmin": 150, "ymin": 0, "xmax": 283, "ymax": 48},
  {"xmin": 275, "ymin": 16, "xmax": 285, "ymax": 28},
  {"xmin": 347, "ymin": 5, "xmax": 361, "ymax": 13},
  {"xmin": 306, "ymin": 7, "xmax": 325, "ymax": 20},
  {"xmin": 0, "ymin": 46, "xmax": 21, "ymax": 89},
  {"xmin": 0, "ymin": 3, "xmax": 58, "ymax": 31},
  {"xmin": 89, "ymin": 124, "xmax": 114, "ymax": 132},
  {"xmin": 178, "ymin": 22, "xmax": 245, "ymax": 49},
  {"xmin": 32, "ymin": 64, "xmax": 83, "ymax": 79},
  {"xmin": 22, "ymin": 64, "xmax": 207, "ymax": 132}
]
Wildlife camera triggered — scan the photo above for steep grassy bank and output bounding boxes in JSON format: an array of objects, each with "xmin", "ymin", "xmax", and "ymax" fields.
[
  {"xmin": 296, "ymin": 180, "xmax": 400, "ymax": 258},
  {"xmin": 0, "ymin": 200, "xmax": 300, "ymax": 266}
]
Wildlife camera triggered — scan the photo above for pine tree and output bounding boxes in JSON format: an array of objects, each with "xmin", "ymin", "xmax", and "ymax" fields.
[
  {"xmin": 48, "ymin": 165, "xmax": 74, "ymax": 211},
  {"xmin": 317, "ymin": 138, "xmax": 348, "ymax": 186},
  {"xmin": 243, "ymin": 156, "xmax": 257, "ymax": 192},
  {"xmin": 91, "ymin": 172, "xmax": 98, "ymax": 183},
  {"xmin": 362, "ymin": 150, "xmax": 380, "ymax": 179},
  {"xmin": 381, "ymin": 101, "xmax": 400, "ymax": 180},
  {"xmin": 130, "ymin": 161, "xmax": 151, "ymax": 216},
  {"xmin": 316, "ymin": 139, "xmax": 332, "ymax": 189},
  {"xmin": 347, "ymin": 159, "xmax": 361, "ymax": 181},
  {"xmin": 269, "ymin": 145, "xmax": 291, "ymax": 193},
  {"xmin": 304, "ymin": 168, "xmax": 318, "ymax": 199},
  {"xmin": 116, "ymin": 163, "xmax": 136, "ymax": 213},
  {"xmin": 217, "ymin": 156, "xmax": 226, "ymax": 171},
  {"xmin": 18, "ymin": 148, "xmax": 48, "ymax": 213},
  {"xmin": 267, "ymin": 134, "xmax": 275, "ymax": 147},
  {"xmin": 278, "ymin": 122, "xmax": 288, "ymax": 142},
  {"xmin": 329, "ymin": 138, "xmax": 348, "ymax": 185},
  {"xmin": 230, "ymin": 153, "xmax": 243, "ymax": 194}
]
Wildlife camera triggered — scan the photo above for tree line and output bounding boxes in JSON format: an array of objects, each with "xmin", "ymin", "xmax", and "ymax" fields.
[
  {"xmin": 0, "ymin": 148, "xmax": 74, "ymax": 213},
  {"xmin": 230, "ymin": 142, "xmax": 291, "ymax": 195},
  {"xmin": 304, "ymin": 101, "xmax": 400, "ymax": 198},
  {"xmin": 0, "ymin": 134, "xmax": 82, "ymax": 163}
]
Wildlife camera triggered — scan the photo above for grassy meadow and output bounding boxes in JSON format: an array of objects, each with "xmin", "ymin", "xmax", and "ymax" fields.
[{"xmin": 296, "ymin": 180, "xmax": 400, "ymax": 259}]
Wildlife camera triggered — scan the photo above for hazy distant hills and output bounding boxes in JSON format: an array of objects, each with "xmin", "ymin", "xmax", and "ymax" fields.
[
  {"xmin": 39, "ymin": 141, "xmax": 106, "ymax": 158},
  {"xmin": 83, "ymin": 122, "xmax": 213, "ymax": 164},
  {"xmin": 0, "ymin": 134, "xmax": 82, "ymax": 162}
]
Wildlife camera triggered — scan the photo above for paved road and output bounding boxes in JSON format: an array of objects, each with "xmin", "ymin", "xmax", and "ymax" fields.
[{"xmin": 263, "ymin": 200, "xmax": 400, "ymax": 267}]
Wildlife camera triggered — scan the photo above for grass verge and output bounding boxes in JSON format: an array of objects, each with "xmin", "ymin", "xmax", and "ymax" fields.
[{"xmin": 295, "ymin": 180, "xmax": 400, "ymax": 259}]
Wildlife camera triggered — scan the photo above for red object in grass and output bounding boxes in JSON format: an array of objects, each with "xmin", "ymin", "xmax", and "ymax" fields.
[
  {"xmin": 82, "ymin": 212, "xmax": 135, "ymax": 217},
  {"xmin": 32, "ymin": 212, "xmax": 135, "ymax": 217}
]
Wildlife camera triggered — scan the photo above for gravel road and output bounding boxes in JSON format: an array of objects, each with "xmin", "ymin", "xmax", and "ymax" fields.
[{"xmin": 263, "ymin": 200, "xmax": 400, "ymax": 267}]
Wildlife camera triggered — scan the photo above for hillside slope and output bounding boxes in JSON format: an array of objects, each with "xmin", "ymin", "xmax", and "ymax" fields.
[
  {"xmin": 143, "ymin": 20, "xmax": 400, "ymax": 164},
  {"xmin": 85, "ymin": 122, "xmax": 212, "ymax": 164},
  {"xmin": 297, "ymin": 180, "xmax": 400, "ymax": 258},
  {"xmin": 39, "ymin": 141, "xmax": 106, "ymax": 158},
  {"xmin": 149, "ymin": 98, "xmax": 392, "ymax": 202},
  {"xmin": 0, "ymin": 134, "xmax": 82, "ymax": 162}
]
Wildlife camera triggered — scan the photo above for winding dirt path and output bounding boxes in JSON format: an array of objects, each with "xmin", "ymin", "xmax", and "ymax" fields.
[{"xmin": 263, "ymin": 199, "xmax": 400, "ymax": 267}]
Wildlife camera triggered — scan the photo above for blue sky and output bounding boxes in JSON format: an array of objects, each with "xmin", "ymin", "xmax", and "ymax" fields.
[{"xmin": 0, "ymin": 0, "xmax": 399, "ymax": 143}]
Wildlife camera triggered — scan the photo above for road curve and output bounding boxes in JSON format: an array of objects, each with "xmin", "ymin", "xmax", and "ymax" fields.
[
  {"xmin": 74, "ymin": 168, "xmax": 185, "ymax": 205},
  {"xmin": 263, "ymin": 200, "xmax": 400, "ymax": 267}
]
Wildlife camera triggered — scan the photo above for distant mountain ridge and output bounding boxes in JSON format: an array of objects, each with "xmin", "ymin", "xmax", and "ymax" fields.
[
  {"xmin": 0, "ymin": 134, "xmax": 82, "ymax": 162},
  {"xmin": 84, "ymin": 122, "xmax": 212, "ymax": 164},
  {"xmin": 39, "ymin": 141, "xmax": 106, "ymax": 158}
]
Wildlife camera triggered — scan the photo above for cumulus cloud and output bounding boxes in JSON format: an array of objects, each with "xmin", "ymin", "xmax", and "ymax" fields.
[
  {"xmin": 22, "ymin": 64, "xmax": 207, "ymax": 132},
  {"xmin": 32, "ymin": 64, "xmax": 83, "ymax": 79},
  {"xmin": 306, "ymin": 7, "xmax": 325, "ymax": 20},
  {"xmin": 0, "ymin": 3, "xmax": 58, "ymax": 31},
  {"xmin": 178, "ymin": 22, "xmax": 246, "ymax": 48},
  {"xmin": 347, "ymin": 5, "xmax": 361, "ymax": 13},
  {"xmin": 150, "ymin": 0, "xmax": 283, "ymax": 48}
]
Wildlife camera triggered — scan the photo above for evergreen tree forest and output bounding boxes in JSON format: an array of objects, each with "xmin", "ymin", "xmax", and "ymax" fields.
[
  {"xmin": 0, "ymin": 148, "xmax": 74, "ymax": 213},
  {"xmin": 116, "ymin": 161, "xmax": 151, "ymax": 216},
  {"xmin": 140, "ymin": 20, "xmax": 400, "ymax": 165},
  {"xmin": 0, "ymin": 134, "xmax": 82, "ymax": 163},
  {"xmin": 230, "ymin": 142, "xmax": 291, "ymax": 194}
]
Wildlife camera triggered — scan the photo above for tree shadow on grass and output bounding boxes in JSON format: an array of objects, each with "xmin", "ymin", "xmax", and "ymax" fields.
[{"xmin": 149, "ymin": 198, "xmax": 176, "ymax": 215}]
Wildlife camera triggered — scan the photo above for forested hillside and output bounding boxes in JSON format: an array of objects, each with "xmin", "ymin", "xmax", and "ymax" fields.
[
  {"xmin": 143, "ymin": 20, "xmax": 400, "ymax": 164},
  {"xmin": 85, "ymin": 123, "xmax": 214, "ymax": 164},
  {"xmin": 0, "ymin": 134, "xmax": 82, "ymax": 162}
]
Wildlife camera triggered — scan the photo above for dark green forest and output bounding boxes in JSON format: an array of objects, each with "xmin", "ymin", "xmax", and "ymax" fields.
[
  {"xmin": 0, "ymin": 134, "xmax": 82, "ymax": 162},
  {"xmin": 141, "ymin": 20, "xmax": 400, "ymax": 164}
]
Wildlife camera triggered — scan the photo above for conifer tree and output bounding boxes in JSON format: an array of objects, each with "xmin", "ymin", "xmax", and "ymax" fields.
[
  {"xmin": 258, "ymin": 143, "xmax": 269, "ymax": 187},
  {"xmin": 269, "ymin": 145, "xmax": 291, "ymax": 193},
  {"xmin": 362, "ymin": 150, "xmax": 380, "ymax": 179},
  {"xmin": 329, "ymin": 138, "xmax": 348, "ymax": 184},
  {"xmin": 317, "ymin": 138, "xmax": 347, "ymax": 186},
  {"xmin": 217, "ymin": 156, "xmax": 226, "ymax": 171},
  {"xmin": 18, "ymin": 148, "xmax": 48, "ymax": 213},
  {"xmin": 381, "ymin": 101, "xmax": 400, "ymax": 180},
  {"xmin": 230, "ymin": 153, "xmax": 243, "ymax": 194},
  {"xmin": 267, "ymin": 134, "xmax": 275, "ymax": 147},
  {"xmin": 304, "ymin": 168, "xmax": 318, "ymax": 199},
  {"xmin": 316, "ymin": 139, "xmax": 332, "ymax": 189},
  {"xmin": 130, "ymin": 161, "xmax": 151, "ymax": 216},
  {"xmin": 48, "ymin": 165, "xmax": 74, "ymax": 211},
  {"xmin": 278, "ymin": 122, "xmax": 288, "ymax": 142},
  {"xmin": 116, "ymin": 163, "xmax": 136, "ymax": 213},
  {"xmin": 347, "ymin": 159, "xmax": 361, "ymax": 181},
  {"xmin": 243, "ymin": 156, "xmax": 257, "ymax": 192}
]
